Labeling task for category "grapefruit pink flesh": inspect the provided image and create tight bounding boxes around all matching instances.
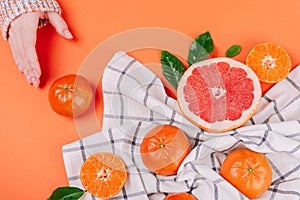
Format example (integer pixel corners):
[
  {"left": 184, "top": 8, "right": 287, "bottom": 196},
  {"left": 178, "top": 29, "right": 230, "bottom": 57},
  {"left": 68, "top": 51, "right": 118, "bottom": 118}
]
[{"left": 177, "top": 58, "right": 261, "bottom": 133}]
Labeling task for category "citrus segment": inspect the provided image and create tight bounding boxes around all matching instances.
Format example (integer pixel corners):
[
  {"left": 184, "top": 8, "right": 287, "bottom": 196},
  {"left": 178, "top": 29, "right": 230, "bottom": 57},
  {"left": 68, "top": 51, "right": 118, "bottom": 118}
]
[
  {"left": 177, "top": 58, "right": 261, "bottom": 133},
  {"left": 165, "top": 192, "right": 197, "bottom": 200},
  {"left": 80, "top": 152, "right": 127, "bottom": 199},
  {"left": 220, "top": 148, "right": 272, "bottom": 199},
  {"left": 246, "top": 43, "right": 291, "bottom": 83}
]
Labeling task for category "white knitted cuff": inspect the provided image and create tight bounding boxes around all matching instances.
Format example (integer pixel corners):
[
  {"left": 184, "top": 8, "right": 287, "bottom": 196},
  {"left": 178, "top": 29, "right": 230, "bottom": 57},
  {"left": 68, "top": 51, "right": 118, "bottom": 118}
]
[{"left": 0, "top": 0, "right": 61, "bottom": 40}]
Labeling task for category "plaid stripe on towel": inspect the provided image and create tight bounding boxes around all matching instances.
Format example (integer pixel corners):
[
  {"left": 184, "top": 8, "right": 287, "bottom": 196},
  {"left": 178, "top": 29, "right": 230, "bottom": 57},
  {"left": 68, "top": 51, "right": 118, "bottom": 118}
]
[{"left": 62, "top": 51, "right": 300, "bottom": 200}]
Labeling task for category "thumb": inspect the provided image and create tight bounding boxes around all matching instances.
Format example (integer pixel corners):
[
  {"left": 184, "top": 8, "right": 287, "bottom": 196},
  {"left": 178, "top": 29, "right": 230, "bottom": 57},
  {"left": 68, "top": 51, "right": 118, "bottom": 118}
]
[{"left": 47, "top": 12, "right": 73, "bottom": 39}]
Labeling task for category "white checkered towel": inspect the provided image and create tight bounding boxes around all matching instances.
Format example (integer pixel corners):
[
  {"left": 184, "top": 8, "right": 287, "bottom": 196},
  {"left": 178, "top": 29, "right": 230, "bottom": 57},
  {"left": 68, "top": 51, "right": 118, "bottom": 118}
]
[{"left": 62, "top": 51, "right": 300, "bottom": 200}]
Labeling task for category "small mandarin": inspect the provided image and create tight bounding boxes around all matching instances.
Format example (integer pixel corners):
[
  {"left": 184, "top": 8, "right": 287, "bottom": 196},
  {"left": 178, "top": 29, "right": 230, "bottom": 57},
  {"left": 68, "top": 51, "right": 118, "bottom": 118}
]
[
  {"left": 48, "top": 74, "right": 93, "bottom": 117},
  {"left": 140, "top": 124, "right": 191, "bottom": 176},
  {"left": 220, "top": 148, "right": 272, "bottom": 199},
  {"left": 165, "top": 192, "right": 197, "bottom": 200}
]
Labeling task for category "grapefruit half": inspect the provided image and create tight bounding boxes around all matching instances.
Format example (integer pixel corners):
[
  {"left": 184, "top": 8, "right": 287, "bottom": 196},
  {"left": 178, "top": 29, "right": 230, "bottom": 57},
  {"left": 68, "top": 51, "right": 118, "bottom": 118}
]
[{"left": 177, "top": 58, "right": 261, "bottom": 133}]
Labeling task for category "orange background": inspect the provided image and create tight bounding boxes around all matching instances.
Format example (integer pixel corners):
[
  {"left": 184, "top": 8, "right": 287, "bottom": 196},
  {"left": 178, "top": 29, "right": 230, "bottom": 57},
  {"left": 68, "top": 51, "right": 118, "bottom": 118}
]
[{"left": 1, "top": 0, "right": 300, "bottom": 199}]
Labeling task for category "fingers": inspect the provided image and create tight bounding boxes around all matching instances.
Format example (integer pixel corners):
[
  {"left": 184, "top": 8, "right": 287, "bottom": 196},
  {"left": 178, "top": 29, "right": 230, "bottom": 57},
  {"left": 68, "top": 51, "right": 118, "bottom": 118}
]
[
  {"left": 8, "top": 12, "right": 73, "bottom": 88},
  {"left": 22, "top": 44, "right": 41, "bottom": 87},
  {"left": 8, "top": 35, "right": 22, "bottom": 72},
  {"left": 47, "top": 12, "right": 73, "bottom": 39},
  {"left": 9, "top": 12, "right": 41, "bottom": 87}
]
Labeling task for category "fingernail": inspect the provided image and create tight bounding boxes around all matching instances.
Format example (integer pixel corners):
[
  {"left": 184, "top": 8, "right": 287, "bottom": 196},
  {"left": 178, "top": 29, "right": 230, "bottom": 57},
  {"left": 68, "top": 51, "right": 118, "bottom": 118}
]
[
  {"left": 31, "top": 77, "right": 39, "bottom": 88},
  {"left": 64, "top": 29, "right": 73, "bottom": 39}
]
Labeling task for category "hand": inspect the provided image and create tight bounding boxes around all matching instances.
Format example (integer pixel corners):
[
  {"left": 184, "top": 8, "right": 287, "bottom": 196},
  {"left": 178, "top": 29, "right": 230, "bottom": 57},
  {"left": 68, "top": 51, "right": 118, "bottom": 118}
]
[{"left": 8, "top": 11, "right": 73, "bottom": 87}]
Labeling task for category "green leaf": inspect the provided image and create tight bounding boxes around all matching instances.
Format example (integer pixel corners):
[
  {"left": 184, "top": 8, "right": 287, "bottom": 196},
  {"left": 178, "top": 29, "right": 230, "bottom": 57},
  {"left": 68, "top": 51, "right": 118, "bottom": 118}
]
[
  {"left": 48, "top": 186, "right": 85, "bottom": 200},
  {"left": 161, "top": 50, "right": 185, "bottom": 90},
  {"left": 188, "top": 31, "right": 214, "bottom": 66},
  {"left": 226, "top": 44, "right": 242, "bottom": 57}
]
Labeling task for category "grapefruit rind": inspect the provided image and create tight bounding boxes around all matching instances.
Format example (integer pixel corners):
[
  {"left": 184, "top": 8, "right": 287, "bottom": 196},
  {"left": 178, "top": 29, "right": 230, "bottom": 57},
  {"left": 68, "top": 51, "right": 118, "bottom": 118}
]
[{"left": 177, "top": 58, "right": 261, "bottom": 133}]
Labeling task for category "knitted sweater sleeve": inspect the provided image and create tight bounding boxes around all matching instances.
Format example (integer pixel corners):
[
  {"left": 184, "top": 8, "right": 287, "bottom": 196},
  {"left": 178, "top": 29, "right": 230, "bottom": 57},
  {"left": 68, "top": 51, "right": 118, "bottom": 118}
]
[{"left": 0, "top": 0, "right": 61, "bottom": 40}]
